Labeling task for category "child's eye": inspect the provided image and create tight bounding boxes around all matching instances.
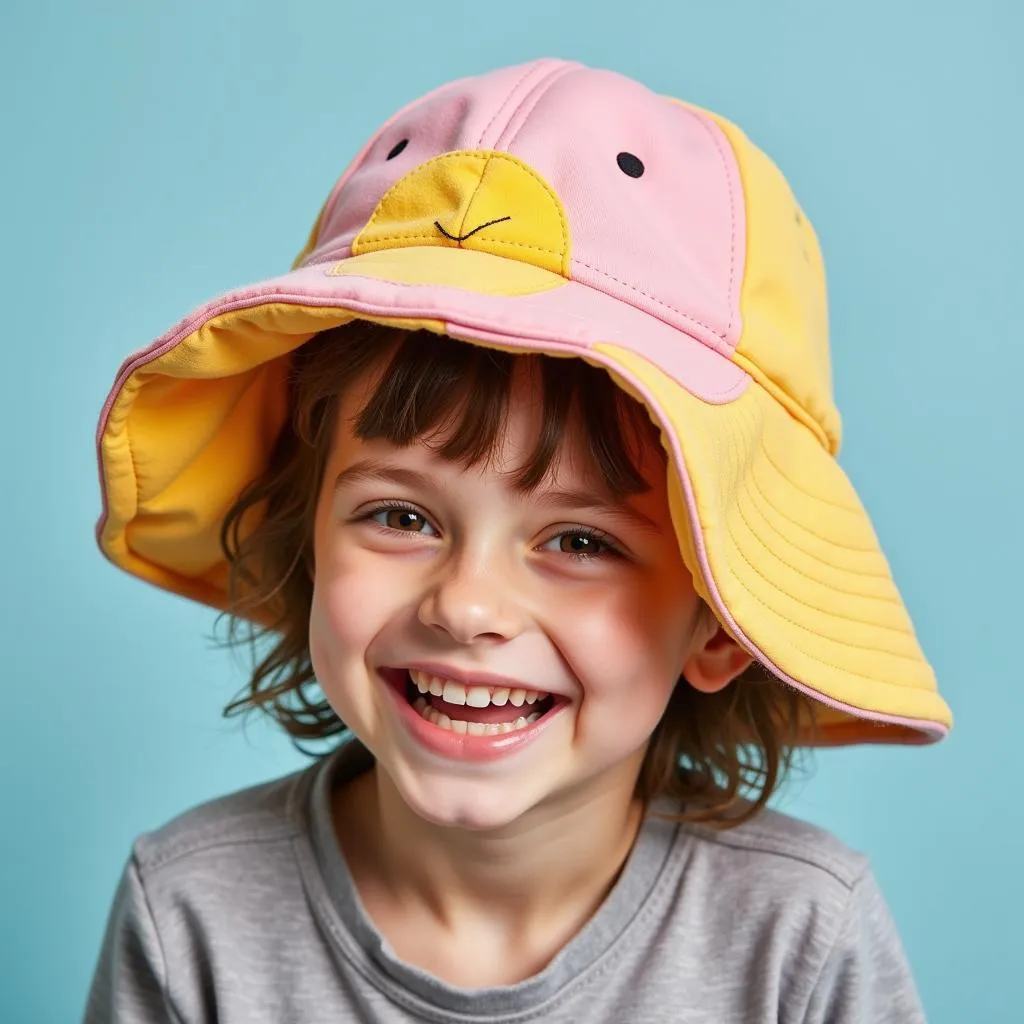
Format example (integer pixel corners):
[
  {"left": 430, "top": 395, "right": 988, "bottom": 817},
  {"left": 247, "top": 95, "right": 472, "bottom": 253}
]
[
  {"left": 541, "top": 528, "right": 621, "bottom": 561},
  {"left": 363, "top": 503, "right": 438, "bottom": 536}
]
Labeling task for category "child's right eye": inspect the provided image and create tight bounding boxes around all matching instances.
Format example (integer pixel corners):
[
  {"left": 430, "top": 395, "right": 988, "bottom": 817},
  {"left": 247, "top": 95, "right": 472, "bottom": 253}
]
[{"left": 363, "top": 502, "right": 438, "bottom": 535}]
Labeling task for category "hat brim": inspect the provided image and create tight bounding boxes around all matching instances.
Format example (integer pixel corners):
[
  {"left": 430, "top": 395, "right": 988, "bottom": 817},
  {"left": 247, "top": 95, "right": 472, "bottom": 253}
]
[{"left": 96, "top": 246, "right": 952, "bottom": 744}]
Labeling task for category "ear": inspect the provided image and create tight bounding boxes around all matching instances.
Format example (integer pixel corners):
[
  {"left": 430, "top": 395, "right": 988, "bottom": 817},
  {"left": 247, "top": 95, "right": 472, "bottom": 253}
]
[{"left": 682, "top": 625, "right": 754, "bottom": 695}]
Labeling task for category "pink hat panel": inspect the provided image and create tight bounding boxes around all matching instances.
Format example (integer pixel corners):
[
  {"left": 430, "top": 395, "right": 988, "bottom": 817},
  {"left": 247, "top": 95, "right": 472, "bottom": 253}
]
[
  {"left": 305, "top": 60, "right": 576, "bottom": 266},
  {"left": 501, "top": 68, "right": 745, "bottom": 356},
  {"left": 301, "top": 59, "right": 746, "bottom": 367}
]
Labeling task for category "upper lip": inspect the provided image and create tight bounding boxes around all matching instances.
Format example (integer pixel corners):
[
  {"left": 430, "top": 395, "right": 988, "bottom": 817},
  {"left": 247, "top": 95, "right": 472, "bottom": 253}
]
[{"left": 397, "top": 662, "right": 570, "bottom": 699}]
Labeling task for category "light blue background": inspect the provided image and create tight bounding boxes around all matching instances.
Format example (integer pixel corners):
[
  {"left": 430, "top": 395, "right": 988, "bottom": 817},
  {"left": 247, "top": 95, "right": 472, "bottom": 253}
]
[{"left": 2, "top": 1, "right": 1020, "bottom": 1020}]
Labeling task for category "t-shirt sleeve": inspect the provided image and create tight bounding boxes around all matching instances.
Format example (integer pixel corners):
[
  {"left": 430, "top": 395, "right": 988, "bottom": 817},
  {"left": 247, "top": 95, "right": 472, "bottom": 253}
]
[
  {"left": 801, "top": 867, "right": 927, "bottom": 1023},
  {"left": 83, "top": 854, "right": 181, "bottom": 1024}
]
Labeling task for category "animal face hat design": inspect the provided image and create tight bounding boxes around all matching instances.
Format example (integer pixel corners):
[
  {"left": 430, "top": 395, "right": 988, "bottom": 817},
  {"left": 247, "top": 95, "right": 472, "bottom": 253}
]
[{"left": 95, "top": 59, "right": 952, "bottom": 744}]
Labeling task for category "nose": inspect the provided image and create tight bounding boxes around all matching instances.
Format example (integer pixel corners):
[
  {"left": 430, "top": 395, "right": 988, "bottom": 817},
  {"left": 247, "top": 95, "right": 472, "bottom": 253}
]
[{"left": 418, "top": 554, "right": 525, "bottom": 645}]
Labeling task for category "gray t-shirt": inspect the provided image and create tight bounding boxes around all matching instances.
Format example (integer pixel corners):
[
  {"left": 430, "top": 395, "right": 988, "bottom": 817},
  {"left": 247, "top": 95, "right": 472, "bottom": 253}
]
[{"left": 84, "top": 742, "right": 926, "bottom": 1023}]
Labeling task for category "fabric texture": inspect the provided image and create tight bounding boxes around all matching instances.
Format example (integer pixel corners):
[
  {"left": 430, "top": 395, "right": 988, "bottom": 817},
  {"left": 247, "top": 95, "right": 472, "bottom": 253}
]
[
  {"left": 93, "top": 58, "right": 953, "bottom": 742},
  {"left": 84, "top": 743, "right": 927, "bottom": 1023}
]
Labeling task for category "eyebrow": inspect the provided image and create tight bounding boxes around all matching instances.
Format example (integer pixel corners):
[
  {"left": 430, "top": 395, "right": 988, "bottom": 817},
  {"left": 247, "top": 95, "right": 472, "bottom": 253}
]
[
  {"left": 527, "top": 487, "right": 660, "bottom": 534},
  {"left": 333, "top": 459, "right": 440, "bottom": 494},
  {"left": 334, "top": 458, "right": 660, "bottom": 534}
]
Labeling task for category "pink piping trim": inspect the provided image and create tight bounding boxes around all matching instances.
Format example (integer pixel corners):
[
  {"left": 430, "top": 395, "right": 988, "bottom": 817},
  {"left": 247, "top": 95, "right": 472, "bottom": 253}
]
[{"left": 95, "top": 296, "right": 948, "bottom": 743}]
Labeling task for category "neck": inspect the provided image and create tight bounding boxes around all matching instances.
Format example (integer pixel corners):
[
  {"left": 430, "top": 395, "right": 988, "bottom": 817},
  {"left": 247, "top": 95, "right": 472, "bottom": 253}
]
[{"left": 334, "top": 755, "right": 646, "bottom": 938}]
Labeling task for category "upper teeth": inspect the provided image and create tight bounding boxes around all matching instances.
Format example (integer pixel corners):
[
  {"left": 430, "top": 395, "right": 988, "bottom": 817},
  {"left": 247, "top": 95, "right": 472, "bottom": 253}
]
[{"left": 409, "top": 669, "right": 548, "bottom": 708}]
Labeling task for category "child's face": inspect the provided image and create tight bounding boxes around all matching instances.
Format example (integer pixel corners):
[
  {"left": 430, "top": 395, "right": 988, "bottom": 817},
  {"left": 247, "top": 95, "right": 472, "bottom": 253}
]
[{"left": 309, "top": 354, "right": 711, "bottom": 831}]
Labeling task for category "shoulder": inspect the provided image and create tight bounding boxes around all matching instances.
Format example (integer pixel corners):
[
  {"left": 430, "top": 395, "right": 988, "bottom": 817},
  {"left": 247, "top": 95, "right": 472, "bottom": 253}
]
[
  {"left": 88, "top": 758, "right": 339, "bottom": 1022},
  {"left": 130, "top": 760, "right": 317, "bottom": 879},
  {"left": 665, "top": 804, "right": 875, "bottom": 945},
  {"left": 682, "top": 805, "right": 870, "bottom": 893},
  {"left": 656, "top": 810, "right": 924, "bottom": 1020}
]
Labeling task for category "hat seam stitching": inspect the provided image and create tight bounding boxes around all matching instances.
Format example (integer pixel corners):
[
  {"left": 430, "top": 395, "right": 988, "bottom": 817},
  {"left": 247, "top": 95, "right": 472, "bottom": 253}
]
[
  {"left": 745, "top": 466, "right": 886, "bottom": 562},
  {"left": 731, "top": 350, "right": 833, "bottom": 453},
  {"left": 677, "top": 402, "right": 925, "bottom": 677},
  {"left": 724, "top": 527, "right": 918, "bottom": 647},
  {"left": 742, "top": 620, "right": 937, "bottom": 716},
  {"left": 758, "top": 439, "right": 862, "bottom": 513},
  {"left": 679, "top": 104, "right": 739, "bottom": 335},
  {"left": 747, "top": 443, "right": 875, "bottom": 549},
  {"left": 121, "top": 387, "right": 142, "bottom": 512},
  {"left": 732, "top": 494, "right": 903, "bottom": 606},
  {"left": 498, "top": 63, "right": 580, "bottom": 151},
  {"left": 350, "top": 233, "right": 561, "bottom": 258},
  {"left": 570, "top": 257, "right": 729, "bottom": 349},
  {"left": 736, "top": 398, "right": 887, "bottom": 559},
  {"left": 105, "top": 289, "right": 746, "bottom": 405},
  {"left": 355, "top": 152, "right": 486, "bottom": 247},
  {"left": 316, "top": 72, "right": 484, "bottom": 245},
  {"left": 276, "top": 286, "right": 748, "bottom": 402},
  {"left": 475, "top": 62, "right": 548, "bottom": 149},
  {"left": 355, "top": 151, "right": 570, "bottom": 269}
]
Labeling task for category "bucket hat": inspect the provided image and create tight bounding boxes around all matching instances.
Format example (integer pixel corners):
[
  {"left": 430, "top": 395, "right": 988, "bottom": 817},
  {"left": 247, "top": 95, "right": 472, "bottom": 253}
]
[{"left": 95, "top": 58, "right": 953, "bottom": 745}]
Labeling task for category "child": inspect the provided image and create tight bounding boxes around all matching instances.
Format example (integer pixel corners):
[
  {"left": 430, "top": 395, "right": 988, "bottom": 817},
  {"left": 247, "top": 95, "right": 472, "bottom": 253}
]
[{"left": 86, "top": 58, "right": 952, "bottom": 1022}]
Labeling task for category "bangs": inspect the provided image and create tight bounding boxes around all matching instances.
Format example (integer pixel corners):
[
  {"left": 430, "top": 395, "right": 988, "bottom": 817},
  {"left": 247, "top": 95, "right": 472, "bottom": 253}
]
[{"left": 349, "top": 328, "right": 662, "bottom": 496}]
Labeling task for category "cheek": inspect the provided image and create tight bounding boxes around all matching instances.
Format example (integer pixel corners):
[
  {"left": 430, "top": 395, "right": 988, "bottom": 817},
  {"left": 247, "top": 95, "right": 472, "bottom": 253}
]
[
  {"left": 311, "top": 569, "right": 377, "bottom": 656},
  {"left": 307, "top": 546, "right": 409, "bottom": 703},
  {"left": 570, "top": 568, "right": 694, "bottom": 672},
  {"left": 313, "top": 504, "right": 400, "bottom": 640},
  {"left": 553, "top": 571, "right": 695, "bottom": 740}
]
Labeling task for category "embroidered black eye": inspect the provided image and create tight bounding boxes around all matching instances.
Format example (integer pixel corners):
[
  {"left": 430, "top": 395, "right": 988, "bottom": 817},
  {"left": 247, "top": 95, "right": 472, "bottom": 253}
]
[
  {"left": 616, "top": 152, "right": 644, "bottom": 178},
  {"left": 386, "top": 139, "right": 409, "bottom": 160}
]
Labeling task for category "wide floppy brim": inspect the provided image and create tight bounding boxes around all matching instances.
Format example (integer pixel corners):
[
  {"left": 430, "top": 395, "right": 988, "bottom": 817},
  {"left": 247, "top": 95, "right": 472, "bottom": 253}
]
[{"left": 96, "top": 246, "right": 952, "bottom": 745}]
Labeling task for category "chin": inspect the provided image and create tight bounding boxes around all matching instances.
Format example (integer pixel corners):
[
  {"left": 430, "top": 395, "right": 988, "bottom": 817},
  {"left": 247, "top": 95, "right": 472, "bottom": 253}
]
[{"left": 396, "top": 771, "right": 540, "bottom": 833}]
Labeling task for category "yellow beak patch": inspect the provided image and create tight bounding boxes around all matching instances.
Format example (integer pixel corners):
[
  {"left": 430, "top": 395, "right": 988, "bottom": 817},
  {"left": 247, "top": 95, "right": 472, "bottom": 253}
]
[{"left": 351, "top": 150, "right": 572, "bottom": 278}]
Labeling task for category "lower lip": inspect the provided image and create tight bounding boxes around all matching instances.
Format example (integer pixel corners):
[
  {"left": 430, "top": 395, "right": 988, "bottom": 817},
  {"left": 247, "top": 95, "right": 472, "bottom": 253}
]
[{"left": 382, "top": 671, "right": 568, "bottom": 763}]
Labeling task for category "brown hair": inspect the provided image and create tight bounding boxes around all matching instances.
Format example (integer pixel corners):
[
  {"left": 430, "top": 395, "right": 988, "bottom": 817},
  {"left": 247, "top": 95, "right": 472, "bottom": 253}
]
[{"left": 221, "top": 321, "right": 813, "bottom": 826}]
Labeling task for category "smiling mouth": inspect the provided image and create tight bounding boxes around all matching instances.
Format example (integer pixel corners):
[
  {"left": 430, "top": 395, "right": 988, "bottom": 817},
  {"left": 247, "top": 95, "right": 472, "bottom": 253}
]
[{"left": 399, "top": 669, "right": 557, "bottom": 736}]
